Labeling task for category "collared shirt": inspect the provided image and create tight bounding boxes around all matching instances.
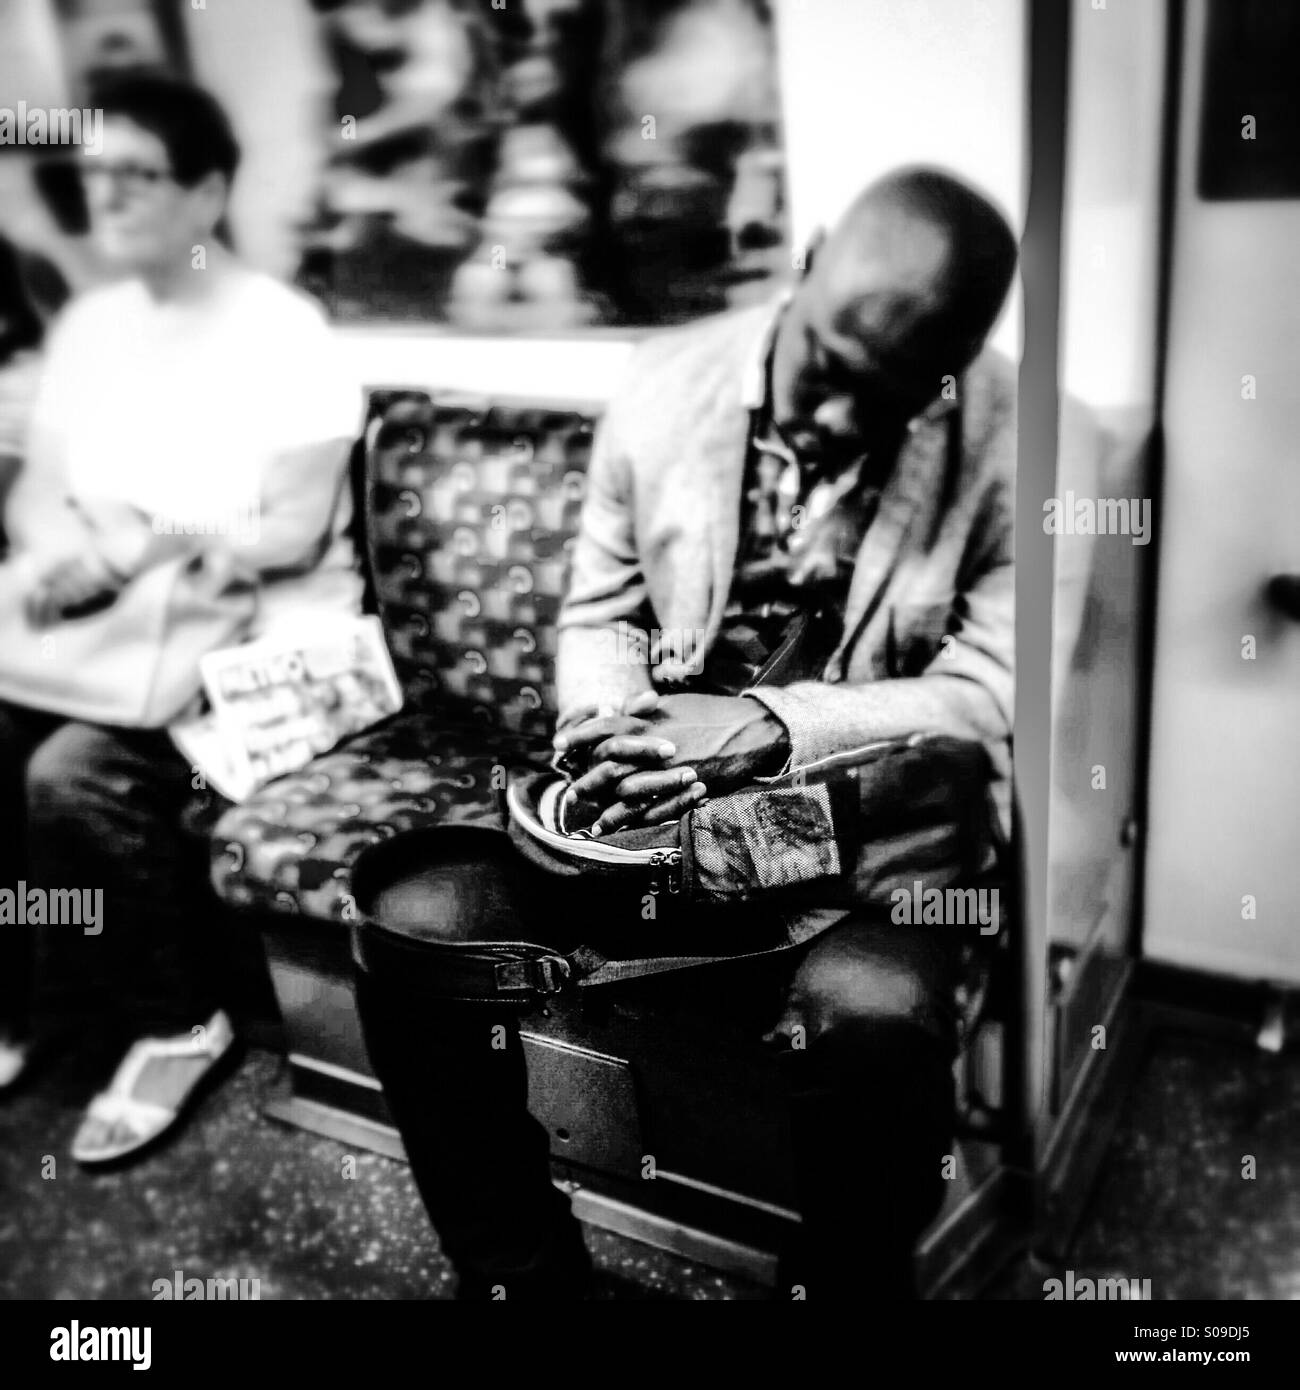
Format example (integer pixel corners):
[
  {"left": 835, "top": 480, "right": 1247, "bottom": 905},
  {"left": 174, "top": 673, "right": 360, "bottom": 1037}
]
[{"left": 691, "top": 298, "right": 890, "bottom": 695}]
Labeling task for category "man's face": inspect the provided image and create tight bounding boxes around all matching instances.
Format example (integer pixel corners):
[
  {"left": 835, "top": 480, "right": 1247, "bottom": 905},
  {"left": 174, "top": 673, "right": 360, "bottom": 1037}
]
[
  {"left": 83, "top": 117, "right": 224, "bottom": 273},
  {"left": 770, "top": 211, "right": 964, "bottom": 473}
]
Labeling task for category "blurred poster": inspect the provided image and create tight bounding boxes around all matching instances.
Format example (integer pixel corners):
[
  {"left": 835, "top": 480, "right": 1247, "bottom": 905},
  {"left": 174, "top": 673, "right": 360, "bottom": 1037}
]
[
  {"left": 54, "top": 0, "right": 191, "bottom": 103},
  {"left": 21, "top": 0, "right": 191, "bottom": 242},
  {"left": 293, "top": 0, "right": 790, "bottom": 330}
]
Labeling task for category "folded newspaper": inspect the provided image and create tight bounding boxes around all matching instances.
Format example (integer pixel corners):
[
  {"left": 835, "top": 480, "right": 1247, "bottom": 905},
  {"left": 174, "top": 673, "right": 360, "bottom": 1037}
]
[{"left": 171, "top": 615, "right": 404, "bottom": 802}]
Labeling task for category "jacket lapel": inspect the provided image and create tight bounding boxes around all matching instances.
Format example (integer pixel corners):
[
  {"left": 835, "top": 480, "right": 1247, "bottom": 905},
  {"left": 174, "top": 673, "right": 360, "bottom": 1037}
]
[
  {"left": 702, "top": 393, "right": 751, "bottom": 639},
  {"left": 832, "top": 412, "right": 952, "bottom": 668},
  {"left": 671, "top": 302, "right": 959, "bottom": 669}
]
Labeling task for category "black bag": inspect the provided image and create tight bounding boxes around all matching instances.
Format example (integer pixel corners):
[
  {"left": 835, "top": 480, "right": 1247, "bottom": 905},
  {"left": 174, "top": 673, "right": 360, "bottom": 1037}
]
[
  {"left": 508, "top": 730, "right": 1001, "bottom": 911},
  {"left": 350, "top": 731, "right": 1006, "bottom": 1006}
]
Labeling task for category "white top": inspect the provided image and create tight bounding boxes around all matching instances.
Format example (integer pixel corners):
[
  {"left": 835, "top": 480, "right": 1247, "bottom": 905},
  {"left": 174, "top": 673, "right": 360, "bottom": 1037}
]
[{"left": 17, "top": 265, "right": 364, "bottom": 637}]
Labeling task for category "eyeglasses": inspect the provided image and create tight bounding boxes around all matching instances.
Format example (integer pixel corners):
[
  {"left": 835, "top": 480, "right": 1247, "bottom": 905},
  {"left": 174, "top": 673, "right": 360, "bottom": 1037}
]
[{"left": 80, "top": 161, "right": 176, "bottom": 193}]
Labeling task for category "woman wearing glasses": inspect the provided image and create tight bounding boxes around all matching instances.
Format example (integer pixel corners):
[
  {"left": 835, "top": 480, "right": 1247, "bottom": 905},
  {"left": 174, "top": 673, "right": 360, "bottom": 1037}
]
[{"left": 0, "top": 76, "right": 362, "bottom": 1163}]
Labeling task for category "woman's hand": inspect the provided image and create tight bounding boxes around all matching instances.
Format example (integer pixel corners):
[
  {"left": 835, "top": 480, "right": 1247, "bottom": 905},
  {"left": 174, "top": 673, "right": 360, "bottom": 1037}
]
[
  {"left": 23, "top": 549, "right": 126, "bottom": 628},
  {"left": 0, "top": 351, "right": 42, "bottom": 458}
]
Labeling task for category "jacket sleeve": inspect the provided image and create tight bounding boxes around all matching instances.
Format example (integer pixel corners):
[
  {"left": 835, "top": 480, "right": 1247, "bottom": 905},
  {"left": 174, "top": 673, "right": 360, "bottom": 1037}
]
[{"left": 555, "top": 377, "right": 656, "bottom": 727}]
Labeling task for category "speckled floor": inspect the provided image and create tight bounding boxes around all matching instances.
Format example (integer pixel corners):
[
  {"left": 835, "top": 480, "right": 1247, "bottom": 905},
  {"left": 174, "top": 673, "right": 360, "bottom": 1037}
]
[
  {"left": 0, "top": 1027, "right": 1295, "bottom": 1301},
  {"left": 985, "top": 1028, "right": 1300, "bottom": 1302},
  {"left": 0, "top": 1044, "right": 763, "bottom": 1301}
]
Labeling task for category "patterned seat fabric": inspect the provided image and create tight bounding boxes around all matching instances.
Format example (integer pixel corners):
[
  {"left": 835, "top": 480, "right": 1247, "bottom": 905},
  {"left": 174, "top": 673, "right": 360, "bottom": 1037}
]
[{"left": 210, "top": 393, "right": 599, "bottom": 918}]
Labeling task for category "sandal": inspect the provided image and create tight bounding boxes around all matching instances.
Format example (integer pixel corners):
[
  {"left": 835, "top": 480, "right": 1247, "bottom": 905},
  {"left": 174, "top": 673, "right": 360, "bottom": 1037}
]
[
  {"left": 0, "top": 1036, "right": 31, "bottom": 1091},
  {"left": 71, "top": 1010, "right": 236, "bottom": 1165}
]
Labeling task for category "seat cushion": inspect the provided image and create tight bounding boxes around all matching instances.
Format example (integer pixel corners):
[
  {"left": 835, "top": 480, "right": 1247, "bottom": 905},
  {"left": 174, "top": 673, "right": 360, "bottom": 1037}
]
[{"left": 210, "top": 711, "right": 553, "bottom": 920}]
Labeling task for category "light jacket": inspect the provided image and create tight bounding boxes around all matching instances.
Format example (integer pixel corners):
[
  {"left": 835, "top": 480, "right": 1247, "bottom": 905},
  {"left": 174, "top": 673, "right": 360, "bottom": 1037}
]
[{"left": 557, "top": 301, "right": 1018, "bottom": 838}]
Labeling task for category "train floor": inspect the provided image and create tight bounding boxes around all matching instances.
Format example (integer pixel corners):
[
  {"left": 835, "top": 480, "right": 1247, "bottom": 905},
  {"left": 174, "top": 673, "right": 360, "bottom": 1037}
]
[{"left": 1, "top": 1026, "right": 1296, "bottom": 1301}]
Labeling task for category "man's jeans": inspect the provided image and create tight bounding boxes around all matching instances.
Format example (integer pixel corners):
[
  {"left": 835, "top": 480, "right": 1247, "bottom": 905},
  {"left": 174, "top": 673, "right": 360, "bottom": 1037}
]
[
  {"left": 0, "top": 699, "right": 227, "bottom": 1061},
  {"left": 353, "top": 832, "right": 964, "bottom": 1301}
]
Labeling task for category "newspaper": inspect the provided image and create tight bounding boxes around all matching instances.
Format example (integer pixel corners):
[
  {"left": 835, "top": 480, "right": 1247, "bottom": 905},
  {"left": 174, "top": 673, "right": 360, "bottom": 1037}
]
[{"left": 171, "top": 616, "right": 403, "bottom": 802}]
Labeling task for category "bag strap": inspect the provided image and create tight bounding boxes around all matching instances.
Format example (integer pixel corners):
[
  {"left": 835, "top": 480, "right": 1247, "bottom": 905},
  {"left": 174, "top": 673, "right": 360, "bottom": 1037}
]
[
  {"left": 574, "top": 937, "right": 804, "bottom": 989},
  {"left": 352, "top": 922, "right": 807, "bottom": 1006}
]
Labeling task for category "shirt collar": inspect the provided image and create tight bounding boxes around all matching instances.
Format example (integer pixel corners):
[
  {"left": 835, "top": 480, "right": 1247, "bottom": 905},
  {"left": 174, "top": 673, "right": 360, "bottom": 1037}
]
[{"left": 740, "top": 289, "right": 791, "bottom": 414}]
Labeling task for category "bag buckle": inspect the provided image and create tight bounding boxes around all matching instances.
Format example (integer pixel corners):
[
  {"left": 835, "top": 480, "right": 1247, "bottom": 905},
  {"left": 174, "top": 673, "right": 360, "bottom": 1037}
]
[
  {"left": 534, "top": 953, "right": 573, "bottom": 994},
  {"left": 494, "top": 951, "right": 573, "bottom": 998}
]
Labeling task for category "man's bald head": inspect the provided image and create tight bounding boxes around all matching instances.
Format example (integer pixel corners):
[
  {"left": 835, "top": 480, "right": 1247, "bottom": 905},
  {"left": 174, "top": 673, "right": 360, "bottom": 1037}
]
[
  {"left": 819, "top": 168, "right": 1017, "bottom": 362},
  {"left": 770, "top": 167, "right": 1017, "bottom": 471}
]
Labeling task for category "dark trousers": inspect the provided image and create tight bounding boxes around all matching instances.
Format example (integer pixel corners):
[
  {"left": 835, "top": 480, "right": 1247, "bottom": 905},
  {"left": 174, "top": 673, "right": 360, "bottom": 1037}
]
[
  {"left": 0, "top": 699, "right": 228, "bottom": 1057},
  {"left": 353, "top": 834, "right": 963, "bottom": 1301}
]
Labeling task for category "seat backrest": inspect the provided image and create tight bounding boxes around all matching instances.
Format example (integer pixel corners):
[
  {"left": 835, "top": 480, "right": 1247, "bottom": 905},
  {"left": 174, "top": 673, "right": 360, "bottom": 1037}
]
[{"left": 364, "top": 390, "right": 602, "bottom": 740}]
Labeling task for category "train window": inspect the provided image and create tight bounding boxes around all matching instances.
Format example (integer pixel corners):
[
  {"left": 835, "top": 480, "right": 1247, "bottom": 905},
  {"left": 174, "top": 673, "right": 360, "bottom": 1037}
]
[{"left": 1198, "top": 0, "right": 1300, "bottom": 200}]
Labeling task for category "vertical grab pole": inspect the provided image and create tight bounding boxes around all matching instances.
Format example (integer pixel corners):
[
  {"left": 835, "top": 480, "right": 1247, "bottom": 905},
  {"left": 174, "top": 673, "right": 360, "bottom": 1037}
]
[{"left": 1009, "top": 0, "right": 1071, "bottom": 1183}]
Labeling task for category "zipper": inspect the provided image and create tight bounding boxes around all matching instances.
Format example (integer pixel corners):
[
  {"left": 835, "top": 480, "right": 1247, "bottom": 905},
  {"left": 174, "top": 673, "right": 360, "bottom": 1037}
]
[
  {"left": 779, "top": 731, "right": 936, "bottom": 782},
  {"left": 509, "top": 779, "right": 673, "bottom": 865},
  {"left": 511, "top": 781, "right": 686, "bottom": 896},
  {"left": 648, "top": 849, "right": 683, "bottom": 895}
]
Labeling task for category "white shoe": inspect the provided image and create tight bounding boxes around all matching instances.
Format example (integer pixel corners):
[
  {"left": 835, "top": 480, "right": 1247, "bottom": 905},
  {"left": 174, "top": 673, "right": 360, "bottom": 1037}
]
[
  {"left": 0, "top": 1037, "right": 31, "bottom": 1090},
  {"left": 71, "top": 1010, "right": 236, "bottom": 1165}
]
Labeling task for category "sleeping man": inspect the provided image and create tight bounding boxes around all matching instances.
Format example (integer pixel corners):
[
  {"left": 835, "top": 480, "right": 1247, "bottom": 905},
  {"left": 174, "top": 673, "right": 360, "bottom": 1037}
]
[{"left": 355, "top": 167, "right": 1019, "bottom": 1300}]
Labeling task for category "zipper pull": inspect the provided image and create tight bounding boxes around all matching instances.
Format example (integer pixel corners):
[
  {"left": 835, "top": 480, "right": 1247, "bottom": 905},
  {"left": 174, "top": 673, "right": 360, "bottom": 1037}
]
[
  {"left": 666, "top": 849, "right": 682, "bottom": 894},
  {"left": 648, "top": 850, "right": 663, "bottom": 896}
]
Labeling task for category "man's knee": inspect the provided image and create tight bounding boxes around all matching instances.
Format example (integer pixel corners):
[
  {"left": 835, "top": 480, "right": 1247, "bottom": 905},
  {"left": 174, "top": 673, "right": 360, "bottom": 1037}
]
[
  {"left": 25, "top": 724, "right": 128, "bottom": 823},
  {"left": 367, "top": 864, "right": 494, "bottom": 944},
  {"left": 767, "top": 918, "right": 960, "bottom": 1054},
  {"left": 26, "top": 723, "right": 185, "bottom": 828},
  {"left": 361, "top": 836, "right": 541, "bottom": 947}
]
